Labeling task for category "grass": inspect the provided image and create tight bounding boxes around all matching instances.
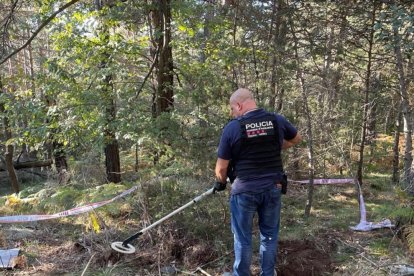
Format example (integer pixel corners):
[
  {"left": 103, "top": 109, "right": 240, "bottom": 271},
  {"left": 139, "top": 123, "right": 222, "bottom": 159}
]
[
  {"left": 279, "top": 176, "right": 412, "bottom": 275},
  {"left": 0, "top": 168, "right": 412, "bottom": 275},
  {"left": 369, "top": 237, "right": 392, "bottom": 255},
  {"left": 281, "top": 185, "right": 361, "bottom": 235}
]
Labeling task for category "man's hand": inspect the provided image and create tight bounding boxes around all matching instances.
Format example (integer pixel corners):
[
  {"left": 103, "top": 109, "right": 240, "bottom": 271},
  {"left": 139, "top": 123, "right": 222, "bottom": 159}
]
[{"left": 213, "top": 181, "right": 227, "bottom": 193}]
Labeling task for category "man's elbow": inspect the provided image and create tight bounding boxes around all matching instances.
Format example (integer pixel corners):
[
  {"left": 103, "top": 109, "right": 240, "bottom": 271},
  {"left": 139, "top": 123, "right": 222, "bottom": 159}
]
[
  {"left": 283, "top": 133, "right": 302, "bottom": 149},
  {"left": 292, "top": 133, "right": 302, "bottom": 145}
]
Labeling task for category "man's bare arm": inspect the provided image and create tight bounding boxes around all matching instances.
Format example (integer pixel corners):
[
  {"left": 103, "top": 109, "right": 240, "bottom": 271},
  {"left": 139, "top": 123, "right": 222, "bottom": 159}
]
[
  {"left": 215, "top": 158, "right": 230, "bottom": 183},
  {"left": 282, "top": 133, "right": 302, "bottom": 150}
]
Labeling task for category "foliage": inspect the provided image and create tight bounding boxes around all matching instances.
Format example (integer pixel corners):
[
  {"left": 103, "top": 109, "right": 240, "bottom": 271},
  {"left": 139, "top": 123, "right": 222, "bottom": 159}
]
[
  {"left": 407, "top": 225, "right": 414, "bottom": 252},
  {"left": 38, "top": 186, "right": 83, "bottom": 211},
  {"left": 390, "top": 206, "right": 414, "bottom": 225},
  {"left": 1, "top": 0, "right": 412, "bottom": 185},
  {"left": 0, "top": 1, "right": 414, "bottom": 273}
]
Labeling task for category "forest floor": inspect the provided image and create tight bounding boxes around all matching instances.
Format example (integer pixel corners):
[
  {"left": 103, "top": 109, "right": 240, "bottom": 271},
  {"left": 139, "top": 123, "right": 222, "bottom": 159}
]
[{"left": 0, "top": 171, "right": 413, "bottom": 275}]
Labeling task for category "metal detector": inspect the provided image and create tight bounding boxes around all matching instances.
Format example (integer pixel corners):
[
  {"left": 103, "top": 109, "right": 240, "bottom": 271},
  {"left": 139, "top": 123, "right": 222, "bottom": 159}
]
[{"left": 111, "top": 187, "right": 215, "bottom": 254}]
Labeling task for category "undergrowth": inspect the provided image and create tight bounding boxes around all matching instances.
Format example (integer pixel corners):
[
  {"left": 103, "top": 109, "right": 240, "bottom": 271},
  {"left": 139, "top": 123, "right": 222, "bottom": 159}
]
[{"left": 0, "top": 162, "right": 413, "bottom": 275}]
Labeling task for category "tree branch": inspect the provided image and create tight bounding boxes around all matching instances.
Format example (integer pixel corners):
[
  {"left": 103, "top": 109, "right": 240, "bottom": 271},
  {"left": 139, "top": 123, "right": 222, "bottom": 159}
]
[
  {"left": 1, "top": 0, "right": 19, "bottom": 30},
  {"left": 0, "top": 0, "right": 82, "bottom": 66},
  {"left": 1, "top": 0, "right": 19, "bottom": 55},
  {"left": 133, "top": 47, "right": 159, "bottom": 100}
]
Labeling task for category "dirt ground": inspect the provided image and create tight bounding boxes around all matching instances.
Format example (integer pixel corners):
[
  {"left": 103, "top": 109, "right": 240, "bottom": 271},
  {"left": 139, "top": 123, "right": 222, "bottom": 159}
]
[
  {"left": 0, "top": 222, "right": 339, "bottom": 275},
  {"left": 0, "top": 180, "right": 411, "bottom": 275},
  {"left": 276, "top": 239, "right": 334, "bottom": 276}
]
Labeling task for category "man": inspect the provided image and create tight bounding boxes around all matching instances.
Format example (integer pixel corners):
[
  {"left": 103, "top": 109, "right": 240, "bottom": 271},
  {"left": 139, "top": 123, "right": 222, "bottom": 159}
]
[{"left": 213, "top": 88, "right": 301, "bottom": 276}]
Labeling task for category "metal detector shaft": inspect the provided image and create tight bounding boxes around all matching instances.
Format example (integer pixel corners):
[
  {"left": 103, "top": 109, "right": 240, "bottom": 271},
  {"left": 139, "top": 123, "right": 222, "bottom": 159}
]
[{"left": 122, "top": 187, "right": 215, "bottom": 247}]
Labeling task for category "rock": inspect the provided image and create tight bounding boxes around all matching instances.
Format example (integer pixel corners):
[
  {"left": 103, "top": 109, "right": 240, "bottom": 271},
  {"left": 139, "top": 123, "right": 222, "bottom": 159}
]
[{"left": 160, "top": 265, "right": 176, "bottom": 274}]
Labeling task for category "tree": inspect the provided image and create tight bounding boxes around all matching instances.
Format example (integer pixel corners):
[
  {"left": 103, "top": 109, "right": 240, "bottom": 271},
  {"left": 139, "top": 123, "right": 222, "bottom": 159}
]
[
  {"left": 357, "top": 2, "right": 378, "bottom": 186},
  {"left": 150, "top": 0, "right": 174, "bottom": 116},
  {"left": 95, "top": 0, "right": 121, "bottom": 183},
  {"left": 375, "top": 3, "right": 414, "bottom": 193},
  {"left": 0, "top": 76, "right": 19, "bottom": 193},
  {"left": 289, "top": 6, "right": 315, "bottom": 219}
]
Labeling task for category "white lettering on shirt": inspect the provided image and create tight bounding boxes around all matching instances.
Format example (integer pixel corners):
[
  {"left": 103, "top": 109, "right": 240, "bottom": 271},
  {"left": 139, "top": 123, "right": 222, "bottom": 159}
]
[{"left": 245, "top": 121, "right": 273, "bottom": 130}]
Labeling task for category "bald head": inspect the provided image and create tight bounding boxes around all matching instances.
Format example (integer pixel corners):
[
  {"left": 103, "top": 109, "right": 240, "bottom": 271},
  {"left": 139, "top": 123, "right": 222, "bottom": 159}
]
[
  {"left": 229, "top": 88, "right": 257, "bottom": 118},
  {"left": 230, "top": 88, "right": 254, "bottom": 105}
]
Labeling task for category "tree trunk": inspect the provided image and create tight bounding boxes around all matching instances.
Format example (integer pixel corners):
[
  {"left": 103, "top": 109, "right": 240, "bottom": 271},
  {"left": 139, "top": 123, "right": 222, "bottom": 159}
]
[
  {"left": 0, "top": 76, "right": 20, "bottom": 193},
  {"left": 268, "top": 0, "right": 287, "bottom": 112},
  {"left": 13, "top": 159, "right": 52, "bottom": 170},
  {"left": 319, "top": 25, "right": 335, "bottom": 177},
  {"left": 290, "top": 18, "right": 315, "bottom": 219},
  {"left": 52, "top": 142, "right": 68, "bottom": 173},
  {"left": 392, "top": 105, "right": 402, "bottom": 185},
  {"left": 97, "top": 0, "right": 121, "bottom": 183},
  {"left": 298, "top": 70, "right": 315, "bottom": 219},
  {"left": 45, "top": 96, "right": 69, "bottom": 181},
  {"left": 367, "top": 75, "right": 380, "bottom": 158},
  {"left": 357, "top": 3, "right": 377, "bottom": 185},
  {"left": 148, "top": 0, "right": 174, "bottom": 165},
  {"left": 231, "top": 1, "right": 239, "bottom": 87},
  {"left": 102, "top": 54, "right": 121, "bottom": 184},
  {"left": 151, "top": 0, "right": 174, "bottom": 116},
  {"left": 105, "top": 136, "right": 121, "bottom": 183},
  {"left": 135, "top": 143, "right": 139, "bottom": 173},
  {"left": 394, "top": 29, "right": 413, "bottom": 192},
  {"left": 291, "top": 102, "right": 301, "bottom": 180},
  {"left": 198, "top": 4, "right": 214, "bottom": 170}
]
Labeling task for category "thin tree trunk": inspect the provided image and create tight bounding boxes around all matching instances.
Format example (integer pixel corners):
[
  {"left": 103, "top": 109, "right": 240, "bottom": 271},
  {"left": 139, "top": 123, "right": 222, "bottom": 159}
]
[
  {"left": 392, "top": 105, "right": 402, "bottom": 185},
  {"left": 292, "top": 102, "right": 301, "bottom": 180},
  {"left": 290, "top": 18, "right": 315, "bottom": 219},
  {"left": 319, "top": 25, "right": 335, "bottom": 177},
  {"left": 102, "top": 54, "right": 121, "bottom": 184},
  {"left": 0, "top": 76, "right": 19, "bottom": 193},
  {"left": 269, "top": 0, "right": 287, "bottom": 112},
  {"left": 27, "top": 28, "right": 36, "bottom": 94},
  {"left": 45, "top": 94, "right": 70, "bottom": 181},
  {"left": 357, "top": 3, "right": 377, "bottom": 185},
  {"left": 394, "top": 29, "right": 413, "bottom": 192},
  {"left": 135, "top": 143, "right": 139, "bottom": 173},
  {"left": 368, "top": 76, "right": 380, "bottom": 159},
  {"left": 198, "top": 4, "right": 214, "bottom": 170},
  {"left": 231, "top": 2, "right": 239, "bottom": 87},
  {"left": 298, "top": 72, "right": 315, "bottom": 219}
]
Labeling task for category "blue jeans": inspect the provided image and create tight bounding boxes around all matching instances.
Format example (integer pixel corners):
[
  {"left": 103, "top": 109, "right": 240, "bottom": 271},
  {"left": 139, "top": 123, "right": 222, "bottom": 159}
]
[{"left": 230, "top": 185, "right": 282, "bottom": 276}]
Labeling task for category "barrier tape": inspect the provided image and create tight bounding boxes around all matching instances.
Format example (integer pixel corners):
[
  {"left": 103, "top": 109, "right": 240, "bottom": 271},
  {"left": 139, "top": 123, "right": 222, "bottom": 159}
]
[
  {"left": 289, "top": 178, "right": 354, "bottom": 185},
  {"left": 289, "top": 178, "right": 394, "bottom": 231},
  {"left": 350, "top": 181, "right": 394, "bottom": 231},
  {"left": 0, "top": 186, "right": 137, "bottom": 224}
]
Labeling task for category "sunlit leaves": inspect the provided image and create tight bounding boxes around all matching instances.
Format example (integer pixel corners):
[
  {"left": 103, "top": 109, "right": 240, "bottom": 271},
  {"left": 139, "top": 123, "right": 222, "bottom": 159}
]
[{"left": 375, "top": 4, "right": 414, "bottom": 52}]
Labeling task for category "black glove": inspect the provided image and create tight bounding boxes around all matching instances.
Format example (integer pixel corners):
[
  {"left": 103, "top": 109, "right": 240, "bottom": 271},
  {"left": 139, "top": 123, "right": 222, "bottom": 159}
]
[{"left": 213, "top": 181, "right": 227, "bottom": 193}]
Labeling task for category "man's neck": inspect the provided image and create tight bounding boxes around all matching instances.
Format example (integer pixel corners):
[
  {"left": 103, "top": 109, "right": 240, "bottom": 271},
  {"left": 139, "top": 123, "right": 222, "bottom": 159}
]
[{"left": 243, "top": 107, "right": 259, "bottom": 116}]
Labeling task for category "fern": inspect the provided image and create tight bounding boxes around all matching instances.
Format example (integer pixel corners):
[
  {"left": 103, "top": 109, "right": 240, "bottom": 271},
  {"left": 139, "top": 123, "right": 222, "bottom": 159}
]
[
  {"left": 391, "top": 189, "right": 414, "bottom": 252},
  {"left": 407, "top": 225, "right": 414, "bottom": 252},
  {"left": 390, "top": 206, "right": 414, "bottom": 224},
  {"left": 38, "top": 187, "right": 82, "bottom": 212}
]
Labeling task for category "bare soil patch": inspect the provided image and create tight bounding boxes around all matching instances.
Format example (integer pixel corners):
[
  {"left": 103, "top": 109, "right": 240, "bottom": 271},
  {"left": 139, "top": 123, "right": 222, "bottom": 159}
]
[{"left": 277, "top": 239, "right": 334, "bottom": 276}]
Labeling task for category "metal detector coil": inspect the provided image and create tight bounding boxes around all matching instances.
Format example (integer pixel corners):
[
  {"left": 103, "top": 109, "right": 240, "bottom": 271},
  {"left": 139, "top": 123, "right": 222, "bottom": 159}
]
[
  {"left": 111, "top": 241, "right": 136, "bottom": 254},
  {"left": 111, "top": 187, "right": 215, "bottom": 254}
]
